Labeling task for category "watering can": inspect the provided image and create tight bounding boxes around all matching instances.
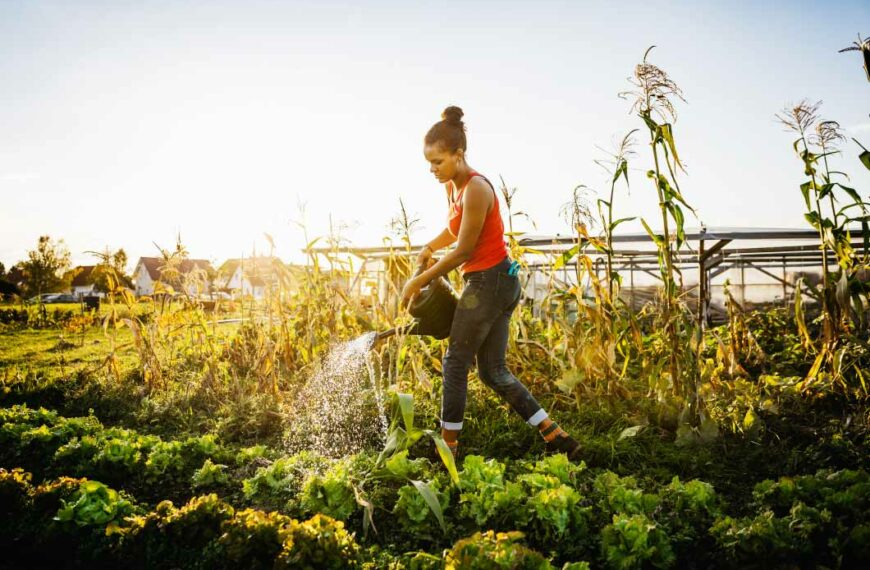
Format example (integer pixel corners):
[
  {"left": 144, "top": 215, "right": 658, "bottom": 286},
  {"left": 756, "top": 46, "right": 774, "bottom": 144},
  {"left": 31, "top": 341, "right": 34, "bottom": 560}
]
[{"left": 371, "top": 265, "right": 459, "bottom": 347}]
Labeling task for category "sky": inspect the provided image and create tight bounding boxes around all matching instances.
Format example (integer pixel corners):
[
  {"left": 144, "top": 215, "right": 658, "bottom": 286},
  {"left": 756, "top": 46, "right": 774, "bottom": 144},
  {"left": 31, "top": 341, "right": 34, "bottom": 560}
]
[{"left": 1, "top": 0, "right": 868, "bottom": 271}]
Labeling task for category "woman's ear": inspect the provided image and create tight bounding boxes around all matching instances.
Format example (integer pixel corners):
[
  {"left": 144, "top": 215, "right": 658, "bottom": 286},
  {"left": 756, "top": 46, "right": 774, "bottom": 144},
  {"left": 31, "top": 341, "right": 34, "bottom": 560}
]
[{"left": 455, "top": 149, "right": 465, "bottom": 164}]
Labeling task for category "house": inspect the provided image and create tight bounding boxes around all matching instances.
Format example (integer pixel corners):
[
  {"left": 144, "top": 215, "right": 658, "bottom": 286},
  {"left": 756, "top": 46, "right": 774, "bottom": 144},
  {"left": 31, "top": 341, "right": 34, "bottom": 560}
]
[
  {"left": 4, "top": 265, "right": 25, "bottom": 291},
  {"left": 68, "top": 265, "right": 99, "bottom": 298},
  {"left": 215, "top": 257, "right": 301, "bottom": 299},
  {"left": 133, "top": 257, "right": 215, "bottom": 297}
]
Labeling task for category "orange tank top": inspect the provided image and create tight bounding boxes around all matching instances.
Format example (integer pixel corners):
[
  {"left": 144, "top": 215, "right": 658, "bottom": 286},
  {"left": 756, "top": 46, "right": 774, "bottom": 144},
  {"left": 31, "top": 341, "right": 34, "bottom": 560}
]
[{"left": 447, "top": 171, "right": 509, "bottom": 273}]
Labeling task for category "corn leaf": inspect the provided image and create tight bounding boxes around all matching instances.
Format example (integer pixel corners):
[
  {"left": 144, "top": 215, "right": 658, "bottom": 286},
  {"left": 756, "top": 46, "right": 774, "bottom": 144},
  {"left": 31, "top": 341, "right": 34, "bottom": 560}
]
[
  {"left": 352, "top": 485, "right": 377, "bottom": 537},
  {"left": 794, "top": 278, "right": 812, "bottom": 348},
  {"left": 836, "top": 272, "right": 850, "bottom": 313},
  {"left": 554, "top": 244, "right": 580, "bottom": 270},
  {"left": 614, "top": 158, "right": 629, "bottom": 186},
  {"left": 428, "top": 432, "right": 459, "bottom": 484},
  {"left": 411, "top": 480, "right": 446, "bottom": 533},
  {"left": 618, "top": 425, "right": 645, "bottom": 440},
  {"left": 836, "top": 183, "right": 866, "bottom": 208},
  {"left": 799, "top": 182, "right": 813, "bottom": 211},
  {"left": 640, "top": 219, "right": 664, "bottom": 247},
  {"left": 609, "top": 217, "right": 636, "bottom": 233},
  {"left": 659, "top": 123, "right": 684, "bottom": 171},
  {"left": 397, "top": 392, "right": 414, "bottom": 433}
]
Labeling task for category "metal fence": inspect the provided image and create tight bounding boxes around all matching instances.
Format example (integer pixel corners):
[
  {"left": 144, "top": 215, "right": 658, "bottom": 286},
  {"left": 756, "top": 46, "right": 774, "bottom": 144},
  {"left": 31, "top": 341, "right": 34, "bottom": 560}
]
[{"left": 307, "top": 227, "right": 867, "bottom": 325}]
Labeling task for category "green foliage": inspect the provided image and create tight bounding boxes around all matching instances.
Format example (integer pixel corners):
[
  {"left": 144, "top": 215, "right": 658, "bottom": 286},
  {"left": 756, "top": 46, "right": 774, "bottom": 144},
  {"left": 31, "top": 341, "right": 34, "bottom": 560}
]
[
  {"left": 593, "top": 472, "right": 659, "bottom": 517},
  {"left": 20, "top": 235, "right": 72, "bottom": 298},
  {"left": 212, "top": 508, "right": 293, "bottom": 568},
  {"left": 527, "top": 453, "right": 586, "bottom": 485},
  {"left": 118, "top": 494, "right": 236, "bottom": 567},
  {"left": 274, "top": 514, "right": 362, "bottom": 569},
  {"left": 445, "top": 530, "right": 552, "bottom": 569},
  {"left": 299, "top": 459, "right": 358, "bottom": 521},
  {"left": 191, "top": 458, "right": 229, "bottom": 489},
  {"left": 0, "top": 467, "right": 33, "bottom": 517},
  {"left": 527, "top": 483, "right": 584, "bottom": 538},
  {"left": 711, "top": 508, "right": 818, "bottom": 566},
  {"left": 144, "top": 434, "right": 227, "bottom": 480},
  {"left": 725, "top": 469, "right": 870, "bottom": 566},
  {"left": 458, "top": 455, "right": 522, "bottom": 527},
  {"left": 711, "top": 469, "right": 870, "bottom": 567},
  {"left": 394, "top": 475, "right": 451, "bottom": 536},
  {"left": 385, "top": 449, "right": 430, "bottom": 480},
  {"left": 751, "top": 468, "right": 870, "bottom": 519},
  {"left": 242, "top": 451, "right": 329, "bottom": 511},
  {"left": 55, "top": 479, "right": 137, "bottom": 531},
  {"left": 601, "top": 513, "right": 675, "bottom": 570},
  {"left": 236, "top": 444, "right": 271, "bottom": 464}
]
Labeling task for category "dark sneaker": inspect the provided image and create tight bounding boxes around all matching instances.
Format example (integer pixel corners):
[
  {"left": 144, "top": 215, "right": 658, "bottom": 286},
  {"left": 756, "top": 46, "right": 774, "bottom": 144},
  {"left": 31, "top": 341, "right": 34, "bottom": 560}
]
[{"left": 545, "top": 434, "right": 582, "bottom": 460}]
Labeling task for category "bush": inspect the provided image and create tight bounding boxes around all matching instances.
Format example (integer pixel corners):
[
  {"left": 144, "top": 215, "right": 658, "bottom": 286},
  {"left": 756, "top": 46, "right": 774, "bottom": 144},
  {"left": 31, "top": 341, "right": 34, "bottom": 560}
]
[
  {"left": 600, "top": 513, "right": 674, "bottom": 570},
  {"left": 592, "top": 472, "right": 659, "bottom": 518},
  {"left": 394, "top": 475, "right": 451, "bottom": 537},
  {"left": 299, "top": 458, "right": 359, "bottom": 521},
  {"left": 55, "top": 479, "right": 138, "bottom": 531},
  {"left": 211, "top": 508, "right": 294, "bottom": 569},
  {"left": 444, "top": 530, "right": 552, "bottom": 569},
  {"left": 710, "top": 469, "right": 870, "bottom": 567},
  {"left": 191, "top": 458, "right": 230, "bottom": 489},
  {"left": 242, "top": 451, "right": 329, "bottom": 512},
  {"left": 274, "top": 514, "right": 362, "bottom": 569},
  {"left": 0, "top": 467, "right": 33, "bottom": 517},
  {"left": 458, "top": 455, "right": 523, "bottom": 527},
  {"left": 118, "top": 494, "right": 235, "bottom": 569}
]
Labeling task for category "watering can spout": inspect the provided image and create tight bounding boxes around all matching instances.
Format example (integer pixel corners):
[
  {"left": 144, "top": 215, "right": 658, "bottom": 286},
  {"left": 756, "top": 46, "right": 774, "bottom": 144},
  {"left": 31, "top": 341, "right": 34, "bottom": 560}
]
[
  {"left": 375, "top": 325, "right": 412, "bottom": 342},
  {"left": 366, "top": 324, "right": 414, "bottom": 351},
  {"left": 368, "top": 269, "right": 459, "bottom": 350}
]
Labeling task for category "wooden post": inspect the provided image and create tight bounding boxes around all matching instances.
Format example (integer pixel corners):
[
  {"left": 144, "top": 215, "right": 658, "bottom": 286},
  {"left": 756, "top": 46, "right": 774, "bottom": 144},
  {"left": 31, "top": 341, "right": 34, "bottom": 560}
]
[
  {"left": 782, "top": 256, "right": 788, "bottom": 307},
  {"left": 699, "top": 242, "right": 705, "bottom": 321}
]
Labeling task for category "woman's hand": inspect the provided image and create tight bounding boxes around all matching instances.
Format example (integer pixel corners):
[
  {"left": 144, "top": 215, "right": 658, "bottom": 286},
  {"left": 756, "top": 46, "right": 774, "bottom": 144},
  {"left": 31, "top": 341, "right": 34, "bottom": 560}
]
[
  {"left": 415, "top": 246, "right": 433, "bottom": 269},
  {"left": 400, "top": 275, "right": 425, "bottom": 308}
]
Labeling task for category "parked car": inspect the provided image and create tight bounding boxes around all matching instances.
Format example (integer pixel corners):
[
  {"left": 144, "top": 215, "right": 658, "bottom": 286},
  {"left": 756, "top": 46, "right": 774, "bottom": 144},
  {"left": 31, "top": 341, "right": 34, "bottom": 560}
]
[
  {"left": 26, "top": 293, "right": 60, "bottom": 304},
  {"left": 25, "top": 293, "right": 78, "bottom": 304}
]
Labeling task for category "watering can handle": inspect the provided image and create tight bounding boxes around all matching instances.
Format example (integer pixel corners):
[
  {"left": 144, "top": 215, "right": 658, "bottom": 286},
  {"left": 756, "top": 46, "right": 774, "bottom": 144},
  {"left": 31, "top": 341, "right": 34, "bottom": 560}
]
[{"left": 414, "top": 255, "right": 436, "bottom": 276}]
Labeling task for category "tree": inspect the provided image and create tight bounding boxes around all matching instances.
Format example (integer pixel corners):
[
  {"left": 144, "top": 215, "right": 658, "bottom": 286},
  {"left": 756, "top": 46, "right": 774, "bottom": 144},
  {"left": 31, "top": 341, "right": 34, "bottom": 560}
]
[
  {"left": 0, "top": 261, "right": 19, "bottom": 299},
  {"left": 90, "top": 247, "right": 133, "bottom": 293},
  {"left": 21, "top": 235, "right": 72, "bottom": 298}
]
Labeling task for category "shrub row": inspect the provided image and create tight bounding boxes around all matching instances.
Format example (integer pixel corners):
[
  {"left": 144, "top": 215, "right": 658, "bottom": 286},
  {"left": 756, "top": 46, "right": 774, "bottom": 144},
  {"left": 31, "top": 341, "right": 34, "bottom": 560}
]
[
  {"left": 0, "top": 468, "right": 360, "bottom": 569},
  {"left": 0, "top": 404, "right": 270, "bottom": 502},
  {"left": 3, "top": 404, "right": 868, "bottom": 568},
  {"left": 1, "top": 468, "right": 596, "bottom": 569}
]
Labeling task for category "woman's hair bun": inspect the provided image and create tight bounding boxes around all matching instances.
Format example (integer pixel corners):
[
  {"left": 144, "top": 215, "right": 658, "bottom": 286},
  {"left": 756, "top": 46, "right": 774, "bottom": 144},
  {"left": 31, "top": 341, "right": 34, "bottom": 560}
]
[
  {"left": 441, "top": 106, "right": 464, "bottom": 125},
  {"left": 425, "top": 105, "right": 467, "bottom": 152}
]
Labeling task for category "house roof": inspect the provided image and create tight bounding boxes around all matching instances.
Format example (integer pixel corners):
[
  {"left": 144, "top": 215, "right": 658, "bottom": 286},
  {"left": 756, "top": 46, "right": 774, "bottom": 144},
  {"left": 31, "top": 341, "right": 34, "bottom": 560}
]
[
  {"left": 217, "top": 257, "right": 301, "bottom": 288},
  {"left": 5, "top": 266, "right": 25, "bottom": 286},
  {"left": 136, "top": 257, "right": 214, "bottom": 281},
  {"left": 70, "top": 265, "right": 96, "bottom": 287}
]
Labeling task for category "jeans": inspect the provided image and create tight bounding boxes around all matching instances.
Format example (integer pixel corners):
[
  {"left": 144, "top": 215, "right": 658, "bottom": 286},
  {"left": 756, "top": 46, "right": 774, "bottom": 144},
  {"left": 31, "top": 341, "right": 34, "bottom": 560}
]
[{"left": 441, "top": 257, "right": 546, "bottom": 430}]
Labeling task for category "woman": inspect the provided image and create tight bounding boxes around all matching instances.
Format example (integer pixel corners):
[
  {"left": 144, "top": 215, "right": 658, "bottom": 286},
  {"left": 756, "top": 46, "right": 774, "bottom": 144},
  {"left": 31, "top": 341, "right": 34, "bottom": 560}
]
[{"left": 400, "top": 106, "right": 581, "bottom": 459}]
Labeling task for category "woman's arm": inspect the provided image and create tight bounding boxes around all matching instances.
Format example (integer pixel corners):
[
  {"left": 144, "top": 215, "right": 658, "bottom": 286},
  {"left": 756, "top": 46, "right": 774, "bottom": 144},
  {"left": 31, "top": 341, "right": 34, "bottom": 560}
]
[
  {"left": 415, "top": 228, "right": 456, "bottom": 267},
  {"left": 427, "top": 228, "right": 458, "bottom": 252},
  {"left": 401, "top": 178, "right": 492, "bottom": 306}
]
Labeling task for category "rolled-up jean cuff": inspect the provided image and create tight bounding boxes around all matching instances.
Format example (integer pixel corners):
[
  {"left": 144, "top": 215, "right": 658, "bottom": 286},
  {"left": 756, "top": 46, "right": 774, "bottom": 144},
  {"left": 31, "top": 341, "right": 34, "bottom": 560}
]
[
  {"left": 525, "top": 409, "right": 548, "bottom": 427},
  {"left": 441, "top": 420, "right": 463, "bottom": 430}
]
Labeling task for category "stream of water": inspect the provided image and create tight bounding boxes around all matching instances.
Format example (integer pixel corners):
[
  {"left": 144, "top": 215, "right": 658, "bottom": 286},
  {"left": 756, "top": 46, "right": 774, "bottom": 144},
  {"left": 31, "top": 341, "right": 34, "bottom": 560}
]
[{"left": 285, "top": 332, "right": 389, "bottom": 457}]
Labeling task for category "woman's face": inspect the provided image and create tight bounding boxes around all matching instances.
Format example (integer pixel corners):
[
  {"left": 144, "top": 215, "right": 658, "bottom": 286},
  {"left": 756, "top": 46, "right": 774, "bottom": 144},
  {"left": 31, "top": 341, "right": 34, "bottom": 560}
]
[{"left": 424, "top": 143, "right": 464, "bottom": 184}]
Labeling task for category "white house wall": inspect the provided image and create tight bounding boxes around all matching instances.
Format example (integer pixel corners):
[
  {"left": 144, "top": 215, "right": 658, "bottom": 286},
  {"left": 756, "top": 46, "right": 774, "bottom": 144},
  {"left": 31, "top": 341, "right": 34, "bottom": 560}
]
[{"left": 134, "top": 264, "right": 154, "bottom": 296}]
